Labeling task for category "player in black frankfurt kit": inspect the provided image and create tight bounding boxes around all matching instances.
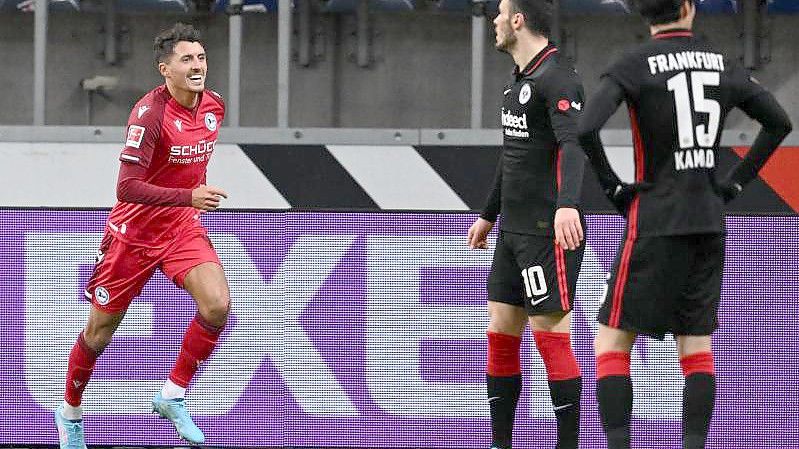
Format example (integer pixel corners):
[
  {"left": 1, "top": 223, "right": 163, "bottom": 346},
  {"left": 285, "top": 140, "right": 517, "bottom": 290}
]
[
  {"left": 577, "top": 1, "right": 792, "bottom": 448},
  {"left": 467, "top": 1, "right": 587, "bottom": 448}
]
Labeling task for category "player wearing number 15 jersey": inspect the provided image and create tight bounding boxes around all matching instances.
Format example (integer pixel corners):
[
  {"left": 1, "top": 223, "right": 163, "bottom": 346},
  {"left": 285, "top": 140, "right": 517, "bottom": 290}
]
[{"left": 577, "top": 0, "right": 792, "bottom": 448}]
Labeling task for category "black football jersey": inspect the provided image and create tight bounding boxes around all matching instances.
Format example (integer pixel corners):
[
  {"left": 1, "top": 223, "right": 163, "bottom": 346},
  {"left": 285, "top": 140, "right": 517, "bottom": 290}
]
[
  {"left": 482, "top": 44, "right": 586, "bottom": 235},
  {"left": 603, "top": 29, "right": 765, "bottom": 235}
]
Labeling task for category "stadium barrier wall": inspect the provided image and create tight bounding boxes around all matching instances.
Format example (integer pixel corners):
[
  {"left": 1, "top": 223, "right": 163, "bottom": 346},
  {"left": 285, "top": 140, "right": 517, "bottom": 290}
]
[
  {"left": 1, "top": 210, "right": 797, "bottom": 448},
  {"left": 0, "top": 129, "right": 798, "bottom": 213}
]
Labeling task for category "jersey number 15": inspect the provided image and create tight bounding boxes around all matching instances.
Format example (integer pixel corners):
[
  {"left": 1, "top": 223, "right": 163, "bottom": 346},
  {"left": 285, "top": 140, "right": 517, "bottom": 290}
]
[{"left": 667, "top": 71, "right": 721, "bottom": 149}]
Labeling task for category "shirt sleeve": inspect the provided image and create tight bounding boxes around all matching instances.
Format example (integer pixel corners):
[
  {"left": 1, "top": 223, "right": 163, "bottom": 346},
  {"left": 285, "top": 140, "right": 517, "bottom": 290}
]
[
  {"left": 577, "top": 77, "right": 626, "bottom": 191},
  {"left": 719, "top": 63, "right": 791, "bottom": 188},
  {"left": 724, "top": 90, "right": 792, "bottom": 187},
  {"left": 480, "top": 154, "right": 502, "bottom": 222},
  {"left": 727, "top": 62, "right": 767, "bottom": 107},
  {"left": 119, "top": 100, "right": 162, "bottom": 168},
  {"left": 602, "top": 51, "right": 641, "bottom": 101},
  {"left": 540, "top": 69, "right": 587, "bottom": 208},
  {"left": 116, "top": 158, "right": 193, "bottom": 206}
]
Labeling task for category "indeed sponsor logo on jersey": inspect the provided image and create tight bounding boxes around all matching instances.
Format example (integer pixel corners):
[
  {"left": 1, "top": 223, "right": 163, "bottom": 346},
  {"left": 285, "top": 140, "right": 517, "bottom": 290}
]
[
  {"left": 169, "top": 139, "right": 216, "bottom": 164},
  {"left": 674, "top": 148, "right": 715, "bottom": 171},
  {"left": 647, "top": 51, "right": 725, "bottom": 75},
  {"left": 501, "top": 108, "right": 529, "bottom": 138}
]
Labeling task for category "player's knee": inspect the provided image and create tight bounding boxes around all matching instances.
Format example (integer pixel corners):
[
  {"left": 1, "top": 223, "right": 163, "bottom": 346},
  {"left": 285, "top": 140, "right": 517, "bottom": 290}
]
[
  {"left": 487, "top": 302, "right": 526, "bottom": 336},
  {"left": 676, "top": 335, "right": 712, "bottom": 357},
  {"left": 529, "top": 311, "right": 569, "bottom": 333},
  {"left": 82, "top": 327, "right": 113, "bottom": 354},
  {"left": 83, "top": 313, "right": 122, "bottom": 353},
  {"left": 200, "top": 293, "right": 230, "bottom": 327},
  {"left": 594, "top": 325, "right": 635, "bottom": 354}
]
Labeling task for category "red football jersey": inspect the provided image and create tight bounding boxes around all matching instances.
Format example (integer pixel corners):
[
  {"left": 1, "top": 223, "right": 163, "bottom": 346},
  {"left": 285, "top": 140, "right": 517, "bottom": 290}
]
[{"left": 108, "top": 85, "right": 225, "bottom": 247}]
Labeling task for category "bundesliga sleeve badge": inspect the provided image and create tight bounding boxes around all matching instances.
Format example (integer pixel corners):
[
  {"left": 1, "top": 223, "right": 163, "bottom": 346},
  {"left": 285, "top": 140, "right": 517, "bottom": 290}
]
[{"left": 125, "top": 125, "right": 145, "bottom": 149}]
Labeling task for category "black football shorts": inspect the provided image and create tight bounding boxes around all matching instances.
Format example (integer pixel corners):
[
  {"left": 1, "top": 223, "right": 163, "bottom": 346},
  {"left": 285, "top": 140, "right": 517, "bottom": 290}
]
[
  {"left": 488, "top": 231, "right": 584, "bottom": 316},
  {"left": 598, "top": 233, "right": 724, "bottom": 339}
]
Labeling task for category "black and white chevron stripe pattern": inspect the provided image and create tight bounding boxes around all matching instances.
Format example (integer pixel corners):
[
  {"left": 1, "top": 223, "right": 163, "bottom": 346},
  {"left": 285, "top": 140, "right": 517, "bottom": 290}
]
[
  {"left": 0, "top": 142, "right": 790, "bottom": 213},
  {"left": 240, "top": 144, "right": 503, "bottom": 210},
  {"left": 240, "top": 144, "right": 792, "bottom": 213}
]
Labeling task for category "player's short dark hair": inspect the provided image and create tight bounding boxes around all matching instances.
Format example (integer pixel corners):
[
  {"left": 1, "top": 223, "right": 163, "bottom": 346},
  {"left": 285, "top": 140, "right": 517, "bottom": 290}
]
[
  {"left": 631, "top": 0, "right": 693, "bottom": 25},
  {"left": 153, "top": 23, "right": 204, "bottom": 66},
  {"left": 509, "top": 0, "right": 553, "bottom": 38}
]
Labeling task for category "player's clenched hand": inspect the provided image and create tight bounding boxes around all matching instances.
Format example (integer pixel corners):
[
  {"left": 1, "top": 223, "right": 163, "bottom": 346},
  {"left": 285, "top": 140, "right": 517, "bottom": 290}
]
[
  {"left": 192, "top": 184, "right": 228, "bottom": 211},
  {"left": 554, "top": 207, "right": 583, "bottom": 251},
  {"left": 715, "top": 179, "right": 743, "bottom": 203},
  {"left": 606, "top": 182, "right": 653, "bottom": 215},
  {"left": 468, "top": 217, "right": 494, "bottom": 249}
]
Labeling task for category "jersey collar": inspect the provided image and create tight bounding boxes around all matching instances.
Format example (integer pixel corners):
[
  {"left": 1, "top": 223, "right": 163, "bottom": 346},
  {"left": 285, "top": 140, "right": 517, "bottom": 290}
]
[
  {"left": 514, "top": 43, "right": 558, "bottom": 80},
  {"left": 652, "top": 28, "right": 694, "bottom": 40}
]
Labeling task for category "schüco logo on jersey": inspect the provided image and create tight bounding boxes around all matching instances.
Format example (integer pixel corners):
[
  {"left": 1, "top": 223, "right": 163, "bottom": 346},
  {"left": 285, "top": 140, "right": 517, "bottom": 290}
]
[{"left": 168, "top": 139, "right": 217, "bottom": 164}]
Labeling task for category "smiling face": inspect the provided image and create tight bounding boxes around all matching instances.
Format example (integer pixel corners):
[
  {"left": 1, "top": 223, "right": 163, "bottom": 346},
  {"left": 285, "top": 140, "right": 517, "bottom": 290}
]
[
  {"left": 159, "top": 40, "right": 207, "bottom": 97},
  {"left": 493, "top": 0, "right": 519, "bottom": 52}
]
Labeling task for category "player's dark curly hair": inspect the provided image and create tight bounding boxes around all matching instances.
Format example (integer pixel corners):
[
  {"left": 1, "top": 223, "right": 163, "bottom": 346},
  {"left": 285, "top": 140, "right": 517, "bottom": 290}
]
[
  {"left": 631, "top": 0, "right": 694, "bottom": 25},
  {"left": 509, "top": 0, "right": 553, "bottom": 38},
  {"left": 153, "top": 23, "right": 204, "bottom": 66}
]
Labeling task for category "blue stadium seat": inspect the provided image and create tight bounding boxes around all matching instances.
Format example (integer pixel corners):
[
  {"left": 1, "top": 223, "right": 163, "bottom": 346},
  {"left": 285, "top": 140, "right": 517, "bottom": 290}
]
[
  {"left": 437, "top": 0, "right": 497, "bottom": 13},
  {"left": 768, "top": 0, "right": 799, "bottom": 13},
  {"left": 438, "top": 0, "right": 741, "bottom": 15},
  {"left": 437, "top": 0, "right": 629, "bottom": 15},
  {"left": 322, "top": 0, "right": 415, "bottom": 13},
  {"left": 212, "top": 0, "right": 278, "bottom": 13},
  {"left": 0, "top": 0, "right": 79, "bottom": 12},
  {"left": 114, "top": 0, "right": 188, "bottom": 12},
  {"left": 695, "top": 0, "right": 737, "bottom": 14},
  {"left": 560, "top": 0, "right": 629, "bottom": 14}
]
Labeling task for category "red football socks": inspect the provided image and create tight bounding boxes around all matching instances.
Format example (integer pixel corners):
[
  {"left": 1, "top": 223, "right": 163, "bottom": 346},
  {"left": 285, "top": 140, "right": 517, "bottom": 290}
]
[
  {"left": 534, "top": 331, "right": 582, "bottom": 449},
  {"left": 681, "top": 352, "right": 716, "bottom": 449},
  {"left": 596, "top": 351, "right": 631, "bottom": 379},
  {"left": 169, "top": 313, "right": 225, "bottom": 388},
  {"left": 680, "top": 351, "right": 715, "bottom": 376},
  {"left": 487, "top": 331, "right": 522, "bottom": 376},
  {"left": 64, "top": 332, "right": 99, "bottom": 407},
  {"left": 533, "top": 330, "right": 581, "bottom": 381}
]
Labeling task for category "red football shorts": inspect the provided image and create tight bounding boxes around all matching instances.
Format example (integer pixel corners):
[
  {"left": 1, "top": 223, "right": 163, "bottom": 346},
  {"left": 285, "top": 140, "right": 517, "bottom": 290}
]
[{"left": 84, "top": 227, "right": 221, "bottom": 313}]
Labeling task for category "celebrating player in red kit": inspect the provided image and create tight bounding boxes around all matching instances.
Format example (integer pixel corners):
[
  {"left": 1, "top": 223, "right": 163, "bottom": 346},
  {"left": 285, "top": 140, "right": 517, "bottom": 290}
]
[{"left": 54, "top": 23, "right": 229, "bottom": 448}]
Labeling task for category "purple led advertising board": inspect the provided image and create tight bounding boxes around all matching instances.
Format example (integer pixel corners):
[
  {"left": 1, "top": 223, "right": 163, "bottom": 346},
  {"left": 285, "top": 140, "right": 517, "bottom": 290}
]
[{"left": 0, "top": 210, "right": 797, "bottom": 448}]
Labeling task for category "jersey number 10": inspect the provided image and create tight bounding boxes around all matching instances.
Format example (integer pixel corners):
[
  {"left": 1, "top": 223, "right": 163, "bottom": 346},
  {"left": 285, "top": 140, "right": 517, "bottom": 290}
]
[{"left": 667, "top": 71, "right": 721, "bottom": 149}]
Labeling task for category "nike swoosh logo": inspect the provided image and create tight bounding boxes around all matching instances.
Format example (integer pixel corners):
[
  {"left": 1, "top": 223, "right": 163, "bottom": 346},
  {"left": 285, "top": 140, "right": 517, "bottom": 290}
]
[
  {"left": 487, "top": 396, "right": 501, "bottom": 403},
  {"left": 530, "top": 294, "right": 550, "bottom": 306},
  {"left": 503, "top": 89, "right": 511, "bottom": 95},
  {"left": 553, "top": 403, "right": 573, "bottom": 411}
]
